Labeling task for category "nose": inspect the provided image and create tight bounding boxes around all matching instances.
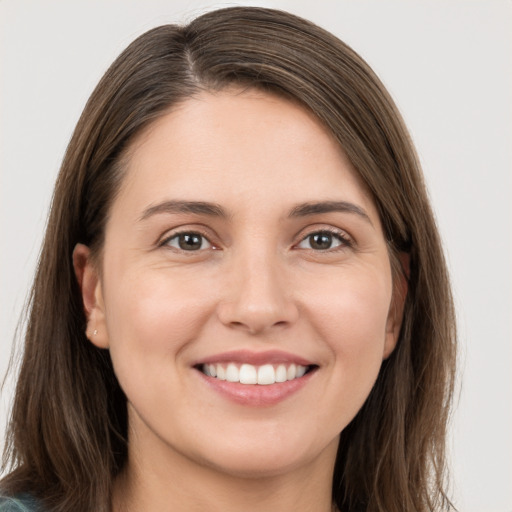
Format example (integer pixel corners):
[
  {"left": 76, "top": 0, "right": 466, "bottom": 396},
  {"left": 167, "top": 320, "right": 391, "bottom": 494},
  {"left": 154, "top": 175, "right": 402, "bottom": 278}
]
[{"left": 216, "top": 249, "right": 299, "bottom": 335}]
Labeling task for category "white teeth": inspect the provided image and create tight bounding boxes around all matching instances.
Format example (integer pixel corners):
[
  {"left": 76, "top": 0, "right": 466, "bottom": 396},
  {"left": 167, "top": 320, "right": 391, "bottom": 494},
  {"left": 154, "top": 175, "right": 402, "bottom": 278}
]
[
  {"left": 239, "top": 364, "right": 257, "bottom": 384},
  {"left": 296, "top": 365, "right": 306, "bottom": 378},
  {"left": 275, "top": 364, "right": 287, "bottom": 382},
  {"left": 201, "top": 362, "right": 309, "bottom": 385},
  {"left": 216, "top": 365, "right": 226, "bottom": 380},
  {"left": 257, "top": 364, "right": 275, "bottom": 385},
  {"left": 226, "top": 363, "right": 239, "bottom": 382}
]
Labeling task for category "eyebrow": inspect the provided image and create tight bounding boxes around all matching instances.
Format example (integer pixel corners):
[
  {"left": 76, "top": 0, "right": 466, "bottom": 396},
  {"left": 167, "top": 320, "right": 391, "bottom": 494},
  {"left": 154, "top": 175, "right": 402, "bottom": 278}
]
[
  {"left": 289, "top": 201, "right": 373, "bottom": 225},
  {"left": 139, "top": 200, "right": 227, "bottom": 221},
  {"left": 139, "top": 199, "right": 372, "bottom": 225}
]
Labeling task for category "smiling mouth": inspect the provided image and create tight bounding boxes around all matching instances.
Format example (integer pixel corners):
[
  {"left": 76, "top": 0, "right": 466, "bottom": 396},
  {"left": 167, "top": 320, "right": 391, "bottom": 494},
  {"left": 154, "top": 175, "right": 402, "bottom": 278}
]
[{"left": 197, "top": 363, "right": 317, "bottom": 385}]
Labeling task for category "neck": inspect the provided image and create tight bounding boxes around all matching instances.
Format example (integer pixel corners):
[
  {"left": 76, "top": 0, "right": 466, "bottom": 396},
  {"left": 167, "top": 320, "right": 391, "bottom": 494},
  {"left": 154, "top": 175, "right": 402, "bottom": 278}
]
[{"left": 113, "top": 421, "right": 338, "bottom": 512}]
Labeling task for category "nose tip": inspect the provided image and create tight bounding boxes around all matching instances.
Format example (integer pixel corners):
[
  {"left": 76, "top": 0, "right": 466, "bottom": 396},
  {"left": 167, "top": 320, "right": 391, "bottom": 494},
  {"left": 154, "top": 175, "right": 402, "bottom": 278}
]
[
  {"left": 218, "top": 301, "right": 297, "bottom": 335},
  {"left": 216, "top": 263, "right": 299, "bottom": 335}
]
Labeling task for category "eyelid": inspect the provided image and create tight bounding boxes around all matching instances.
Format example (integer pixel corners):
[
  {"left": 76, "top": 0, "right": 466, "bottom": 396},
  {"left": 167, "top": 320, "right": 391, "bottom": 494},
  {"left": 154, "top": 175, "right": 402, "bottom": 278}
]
[
  {"left": 157, "top": 226, "right": 218, "bottom": 250},
  {"left": 156, "top": 224, "right": 354, "bottom": 252},
  {"left": 165, "top": 233, "right": 211, "bottom": 251},
  {"left": 294, "top": 225, "right": 354, "bottom": 250}
]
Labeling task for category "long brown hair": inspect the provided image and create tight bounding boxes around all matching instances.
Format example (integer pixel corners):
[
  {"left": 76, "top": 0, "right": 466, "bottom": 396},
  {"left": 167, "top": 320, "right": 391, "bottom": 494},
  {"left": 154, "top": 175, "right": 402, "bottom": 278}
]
[{"left": 1, "top": 7, "right": 456, "bottom": 511}]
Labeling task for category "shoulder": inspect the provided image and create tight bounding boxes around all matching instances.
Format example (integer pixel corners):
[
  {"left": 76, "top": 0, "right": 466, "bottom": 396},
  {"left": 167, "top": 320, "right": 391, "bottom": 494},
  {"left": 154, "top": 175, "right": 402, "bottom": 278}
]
[{"left": 0, "top": 495, "right": 43, "bottom": 512}]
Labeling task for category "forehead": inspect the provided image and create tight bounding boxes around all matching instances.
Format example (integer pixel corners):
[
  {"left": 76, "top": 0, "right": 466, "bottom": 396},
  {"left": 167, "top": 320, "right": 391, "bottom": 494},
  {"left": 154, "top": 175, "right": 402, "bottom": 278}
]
[{"left": 114, "top": 88, "right": 376, "bottom": 219}]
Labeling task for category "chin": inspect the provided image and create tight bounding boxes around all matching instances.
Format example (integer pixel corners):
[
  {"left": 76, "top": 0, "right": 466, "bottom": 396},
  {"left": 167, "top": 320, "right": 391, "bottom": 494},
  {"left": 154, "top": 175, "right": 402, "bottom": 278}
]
[{"left": 190, "top": 430, "right": 340, "bottom": 480}]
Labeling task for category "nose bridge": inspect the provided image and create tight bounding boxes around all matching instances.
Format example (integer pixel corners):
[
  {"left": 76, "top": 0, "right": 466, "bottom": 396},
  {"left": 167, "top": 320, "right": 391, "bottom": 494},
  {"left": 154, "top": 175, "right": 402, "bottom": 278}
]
[{"left": 217, "top": 239, "right": 298, "bottom": 333}]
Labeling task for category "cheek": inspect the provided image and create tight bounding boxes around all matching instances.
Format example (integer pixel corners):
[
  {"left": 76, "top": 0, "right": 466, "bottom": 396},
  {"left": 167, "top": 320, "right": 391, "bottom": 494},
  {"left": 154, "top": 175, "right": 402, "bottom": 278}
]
[
  {"left": 102, "top": 267, "right": 216, "bottom": 374},
  {"left": 307, "top": 268, "right": 392, "bottom": 369},
  {"left": 282, "top": 266, "right": 394, "bottom": 435}
]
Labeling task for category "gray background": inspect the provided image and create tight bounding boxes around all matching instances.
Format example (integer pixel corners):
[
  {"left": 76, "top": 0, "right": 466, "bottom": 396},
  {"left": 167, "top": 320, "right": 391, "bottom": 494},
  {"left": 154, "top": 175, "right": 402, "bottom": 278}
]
[{"left": 1, "top": 1, "right": 511, "bottom": 510}]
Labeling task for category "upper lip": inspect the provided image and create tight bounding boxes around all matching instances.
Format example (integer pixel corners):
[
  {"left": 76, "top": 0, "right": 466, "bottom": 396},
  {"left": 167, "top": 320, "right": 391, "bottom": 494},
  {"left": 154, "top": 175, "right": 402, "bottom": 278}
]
[{"left": 192, "top": 349, "right": 316, "bottom": 367}]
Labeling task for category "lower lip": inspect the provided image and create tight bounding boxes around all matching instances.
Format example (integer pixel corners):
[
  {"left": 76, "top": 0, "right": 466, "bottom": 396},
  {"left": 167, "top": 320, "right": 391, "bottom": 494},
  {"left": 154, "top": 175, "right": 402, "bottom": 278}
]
[{"left": 196, "top": 369, "right": 315, "bottom": 406}]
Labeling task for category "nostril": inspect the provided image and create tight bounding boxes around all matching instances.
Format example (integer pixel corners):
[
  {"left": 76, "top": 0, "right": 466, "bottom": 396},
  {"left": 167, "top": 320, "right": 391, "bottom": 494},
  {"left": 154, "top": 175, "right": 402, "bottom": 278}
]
[{"left": 217, "top": 295, "right": 299, "bottom": 334}]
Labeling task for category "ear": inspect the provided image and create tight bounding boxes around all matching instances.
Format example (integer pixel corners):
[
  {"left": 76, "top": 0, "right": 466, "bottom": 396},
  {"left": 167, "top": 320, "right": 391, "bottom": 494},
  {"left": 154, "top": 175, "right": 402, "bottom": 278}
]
[
  {"left": 73, "top": 243, "right": 109, "bottom": 349},
  {"left": 383, "top": 252, "right": 410, "bottom": 359}
]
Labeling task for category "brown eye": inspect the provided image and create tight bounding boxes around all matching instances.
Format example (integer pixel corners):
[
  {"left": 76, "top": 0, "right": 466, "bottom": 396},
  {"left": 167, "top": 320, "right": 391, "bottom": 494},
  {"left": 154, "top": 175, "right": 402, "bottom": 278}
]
[
  {"left": 165, "top": 232, "right": 211, "bottom": 251},
  {"left": 297, "top": 231, "right": 349, "bottom": 251},
  {"left": 310, "top": 233, "right": 333, "bottom": 250}
]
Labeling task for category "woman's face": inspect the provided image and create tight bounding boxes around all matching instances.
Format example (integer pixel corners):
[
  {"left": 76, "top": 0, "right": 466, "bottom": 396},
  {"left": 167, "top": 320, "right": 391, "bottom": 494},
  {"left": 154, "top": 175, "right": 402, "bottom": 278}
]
[{"left": 78, "top": 88, "right": 403, "bottom": 478}]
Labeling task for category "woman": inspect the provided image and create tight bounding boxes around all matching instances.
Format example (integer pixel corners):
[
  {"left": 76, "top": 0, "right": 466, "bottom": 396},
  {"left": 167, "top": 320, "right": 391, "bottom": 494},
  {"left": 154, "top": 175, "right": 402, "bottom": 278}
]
[{"left": 0, "top": 6, "right": 456, "bottom": 512}]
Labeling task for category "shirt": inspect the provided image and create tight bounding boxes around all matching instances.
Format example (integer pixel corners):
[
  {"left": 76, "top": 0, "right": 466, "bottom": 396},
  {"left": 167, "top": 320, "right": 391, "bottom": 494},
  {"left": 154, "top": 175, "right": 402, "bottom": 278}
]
[{"left": 0, "top": 495, "right": 42, "bottom": 512}]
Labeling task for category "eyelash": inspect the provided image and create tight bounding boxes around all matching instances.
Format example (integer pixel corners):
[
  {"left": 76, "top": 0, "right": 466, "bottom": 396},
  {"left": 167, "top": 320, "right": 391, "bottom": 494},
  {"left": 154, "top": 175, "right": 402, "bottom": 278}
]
[
  {"left": 160, "top": 227, "right": 353, "bottom": 253},
  {"left": 160, "top": 230, "right": 215, "bottom": 252},
  {"left": 295, "top": 228, "right": 353, "bottom": 252}
]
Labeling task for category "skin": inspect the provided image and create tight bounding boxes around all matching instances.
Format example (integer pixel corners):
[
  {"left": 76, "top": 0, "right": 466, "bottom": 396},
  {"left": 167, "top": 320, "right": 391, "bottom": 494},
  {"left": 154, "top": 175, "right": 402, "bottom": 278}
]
[{"left": 74, "top": 88, "right": 405, "bottom": 512}]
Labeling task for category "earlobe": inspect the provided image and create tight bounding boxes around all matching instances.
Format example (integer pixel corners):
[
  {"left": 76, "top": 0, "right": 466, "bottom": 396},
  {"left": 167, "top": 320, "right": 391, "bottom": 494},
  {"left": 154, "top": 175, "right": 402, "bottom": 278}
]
[
  {"left": 72, "top": 243, "right": 109, "bottom": 349},
  {"left": 383, "top": 252, "right": 410, "bottom": 359}
]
